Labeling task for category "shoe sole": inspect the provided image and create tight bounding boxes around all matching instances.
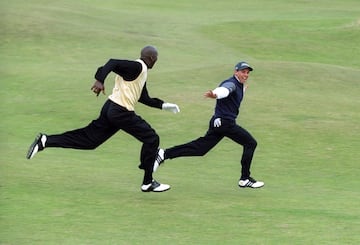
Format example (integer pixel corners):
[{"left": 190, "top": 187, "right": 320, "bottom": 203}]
[
  {"left": 26, "top": 145, "right": 38, "bottom": 159},
  {"left": 153, "top": 186, "right": 171, "bottom": 192},
  {"left": 142, "top": 188, "right": 171, "bottom": 193},
  {"left": 239, "top": 184, "right": 264, "bottom": 188},
  {"left": 26, "top": 141, "right": 39, "bottom": 159},
  {"left": 141, "top": 184, "right": 171, "bottom": 192}
]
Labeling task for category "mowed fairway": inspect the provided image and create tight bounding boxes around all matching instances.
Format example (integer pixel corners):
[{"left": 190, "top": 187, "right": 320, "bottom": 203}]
[{"left": 1, "top": 0, "right": 359, "bottom": 244}]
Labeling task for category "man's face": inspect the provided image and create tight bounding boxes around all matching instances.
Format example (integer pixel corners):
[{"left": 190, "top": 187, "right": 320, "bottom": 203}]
[
  {"left": 234, "top": 68, "right": 251, "bottom": 83},
  {"left": 147, "top": 54, "right": 158, "bottom": 69}
]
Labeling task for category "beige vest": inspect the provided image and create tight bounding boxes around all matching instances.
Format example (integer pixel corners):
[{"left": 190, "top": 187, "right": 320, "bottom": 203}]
[{"left": 108, "top": 59, "right": 147, "bottom": 111}]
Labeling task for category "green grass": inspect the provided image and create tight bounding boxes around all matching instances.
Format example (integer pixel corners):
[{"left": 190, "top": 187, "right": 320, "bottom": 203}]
[{"left": 1, "top": 0, "right": 360, "bottom": 244}]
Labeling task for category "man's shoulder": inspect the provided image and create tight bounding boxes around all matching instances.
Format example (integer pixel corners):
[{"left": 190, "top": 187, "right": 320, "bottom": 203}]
[
  {"left": 221, "top": 76, "right": 237, "bottom": 84},
  {"left": 109, "top": 58, "right": 140, "bottom": 64},
  {"left": 119, "top": 59, "right": 143, "bottom": 73},
  {"left": 220, "top": 77, "right": 237, "bottom": 89}
]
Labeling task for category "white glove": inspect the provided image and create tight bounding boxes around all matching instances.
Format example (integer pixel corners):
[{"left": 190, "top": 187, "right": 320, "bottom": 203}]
[
  {"left": 162, "top": 102, "right": 180, "bottom": 114},
  {"left": 214, "top": 118, "right": 221, "bottom": 127}
]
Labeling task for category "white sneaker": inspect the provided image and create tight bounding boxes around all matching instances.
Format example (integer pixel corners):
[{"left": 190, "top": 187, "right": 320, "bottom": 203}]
[
  {"left": 141, "top": 180, "right": 170, "bottom": 192},
  {"left": 26, "top": 133, "right": 47, "bottom": 159},
  {"left": 238, "top": 177, "right": 264, "bottom": 188},
  {"left": 153, "top": 149, "right": 165, "bottom": 172}
]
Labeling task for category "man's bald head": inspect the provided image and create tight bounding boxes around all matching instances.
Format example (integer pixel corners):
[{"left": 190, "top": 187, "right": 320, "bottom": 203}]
[{"left": 140, "top": 45, "right": 158, "bottom": 69}]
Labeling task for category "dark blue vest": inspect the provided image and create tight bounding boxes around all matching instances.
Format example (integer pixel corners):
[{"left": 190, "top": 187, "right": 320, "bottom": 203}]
[{"left": 214, "top": 76, "right": 244, "bottom": 120}]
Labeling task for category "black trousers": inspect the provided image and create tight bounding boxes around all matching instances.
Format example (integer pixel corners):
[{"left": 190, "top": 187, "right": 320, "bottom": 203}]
[
  {"left": 165, "top": 117, "right": 257, "bottom": 179},
  {"left": 46, "top": 100, "right": 159, "bottom": 184}
]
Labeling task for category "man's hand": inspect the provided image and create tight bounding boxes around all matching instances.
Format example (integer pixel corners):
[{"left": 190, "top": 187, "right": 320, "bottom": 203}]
[
  {"left": 162, "top": 103, "right": 180, "bottom": 113},
  {"left": 243, "top": 84, "right": 249, "bottom": 93},
  {"left": 213, "top": 118, "right": 221, "bottom": 127},
  {"left": 204, "top": 90, "right": 217, "bottom": 99},
  {"left": 91, "top": 80, "right": 105, "bottom": 97}
]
